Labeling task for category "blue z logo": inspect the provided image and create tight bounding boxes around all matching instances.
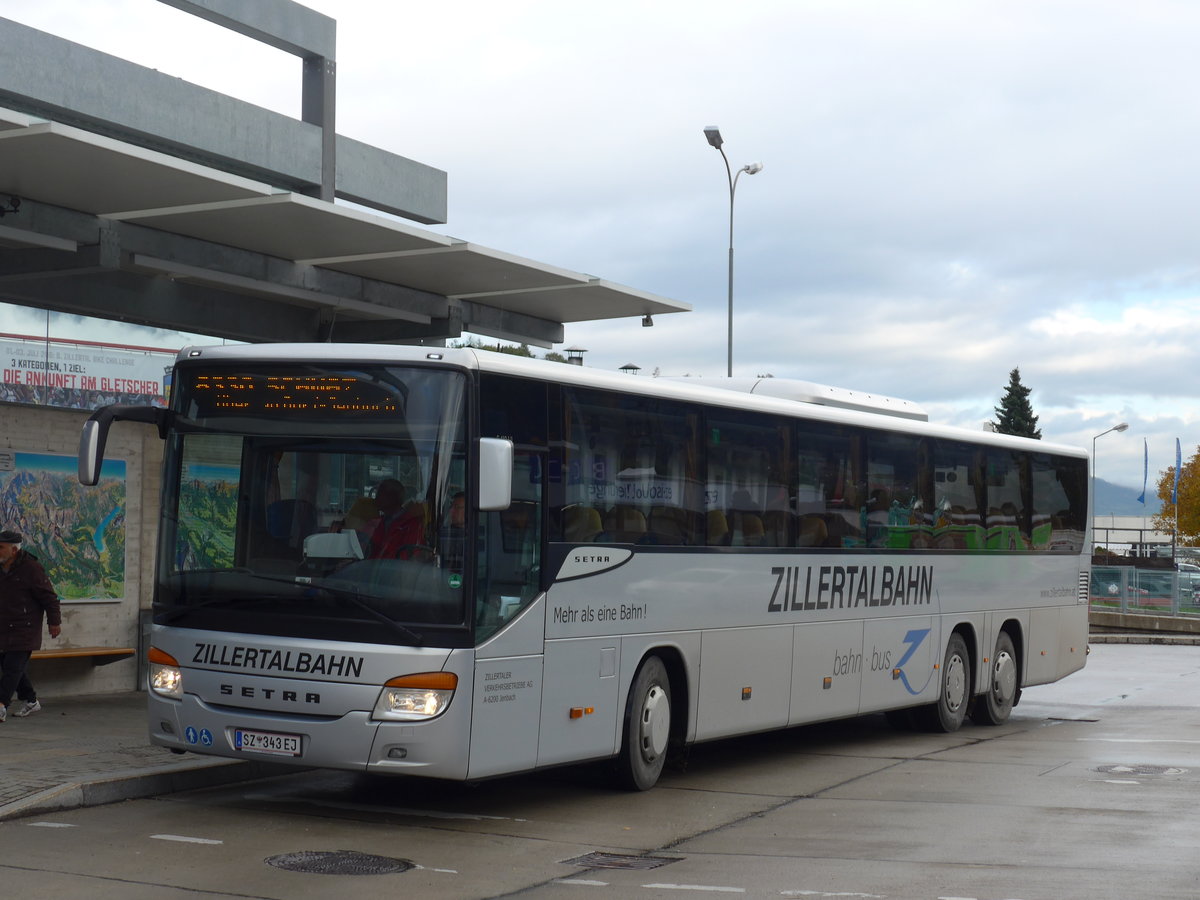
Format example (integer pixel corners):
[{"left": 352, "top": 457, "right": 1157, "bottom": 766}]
[{"left": 895, "top": 628, "right": 933, "bottom": 695}]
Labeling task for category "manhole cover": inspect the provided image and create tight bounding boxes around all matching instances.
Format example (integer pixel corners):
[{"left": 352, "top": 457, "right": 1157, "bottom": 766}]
[
  {"left": 562, "top": 851, "right": 680, "bottom": 870},
  {"left": 265, "top": 850, "right": 413, "bottom": 876},
  {"left": 1095, "top": 764, "right": 1186, "bottom": 776}
]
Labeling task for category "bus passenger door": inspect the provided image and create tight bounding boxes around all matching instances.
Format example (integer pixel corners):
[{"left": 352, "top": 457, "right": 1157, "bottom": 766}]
[
  {"left": 537, "top": 638, "right": 620, "bottom": 767},
  {"left": 859, "top": 616, "right": 937, "bottom": 713},
  {"left": 469, "top": 595, "right": 547, "bottom": 779}
]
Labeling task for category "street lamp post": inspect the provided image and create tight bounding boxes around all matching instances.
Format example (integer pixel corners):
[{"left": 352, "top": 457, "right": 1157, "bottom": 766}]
[
  {"left": 1091, "top": 421, "right": 1129, "bottom": 555},
  {"left": 703, "top": 126, "right": 762, "bottom": 378}
]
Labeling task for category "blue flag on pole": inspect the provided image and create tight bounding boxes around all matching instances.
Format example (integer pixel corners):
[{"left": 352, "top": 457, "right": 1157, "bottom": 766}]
[
  {"left": 1137, "top": 439, "right": 1147, "bottom": 504},
  {"left": 1172, "top": 438, "right": 1181, "bottom": 505}
]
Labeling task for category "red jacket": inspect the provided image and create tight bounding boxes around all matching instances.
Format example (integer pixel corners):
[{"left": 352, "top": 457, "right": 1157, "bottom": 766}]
[
  {"left": 367, "top": 508, "right": 426, "bottom": 559},
  {"left": 0, "top": 549, "right": 62, "bottom": 652}
]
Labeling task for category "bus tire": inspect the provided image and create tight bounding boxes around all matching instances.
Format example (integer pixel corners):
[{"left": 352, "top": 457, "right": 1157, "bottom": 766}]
[
  {"left": 973, "top": 631, "right": 1018, "bottom": 726},
  {"left": 616, "top": 655, "right": 671, "bottom": 791},
  {"left": 918, "top": 632, "right": 970, "bottom": 733}
]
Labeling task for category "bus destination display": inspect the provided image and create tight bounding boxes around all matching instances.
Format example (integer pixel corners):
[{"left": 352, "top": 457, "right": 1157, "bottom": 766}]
[{"left": 186, "top": 371, "right": 401, "bottom": 417}]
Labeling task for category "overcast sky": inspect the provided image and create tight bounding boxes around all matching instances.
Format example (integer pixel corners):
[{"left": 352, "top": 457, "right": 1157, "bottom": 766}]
[{"left": 3, "top": 0, "right": 1197, "bottom": 493}]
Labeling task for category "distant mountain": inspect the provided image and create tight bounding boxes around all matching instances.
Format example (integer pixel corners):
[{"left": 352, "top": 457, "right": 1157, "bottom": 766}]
[{"left": 1094, "top": 478, "right": 1160, "bottom": 517}]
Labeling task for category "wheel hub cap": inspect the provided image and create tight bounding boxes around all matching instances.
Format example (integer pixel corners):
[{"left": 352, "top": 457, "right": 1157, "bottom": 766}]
[
  {"left": 945, "top": 655, "right": 967, "bottom": 712},
  {"left": 993, "top": 651, "right": 1016, "bottom": 702},
  {"left": 640, "top": 686, "right": 669, "bottom": 759}
]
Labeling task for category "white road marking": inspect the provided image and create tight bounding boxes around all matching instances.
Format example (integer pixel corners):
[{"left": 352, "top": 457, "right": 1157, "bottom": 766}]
[
  {"left": 643, "top": 885, "right": 746, "bottom": 893},
  {"left": 556, "top": 879, "right": 610, "bottom": 886},
  {"left": 26, "top": 822, "right": 77, "bottom": 828},
  {"left": 150, "top": 834, "right": 224, "bottom": 845},
  {"left": 1078, "top": 737, "right": 1200, "bottom": 744}
]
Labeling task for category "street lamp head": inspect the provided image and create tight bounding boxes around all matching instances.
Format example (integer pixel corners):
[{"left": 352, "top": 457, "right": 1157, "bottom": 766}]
[
  {"left": 703, "top": 126, "right": 723, "bottom": 150},
  {"left": 742, "top": 162, "right": 763, "bottom": 175},
  {"left": 1114, "top": 422, "right": 1129, "bottom": 433}
]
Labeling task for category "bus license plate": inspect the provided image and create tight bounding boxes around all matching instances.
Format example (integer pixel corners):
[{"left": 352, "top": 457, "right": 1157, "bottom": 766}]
[{"left": 234, "top": 728, "right": 302, "bottom": 756}]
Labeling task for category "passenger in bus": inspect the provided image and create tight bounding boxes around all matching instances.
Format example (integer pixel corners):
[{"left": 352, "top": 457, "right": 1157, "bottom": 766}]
[{"left": 367, "top": 479, "right": 427, "bottom": 559}]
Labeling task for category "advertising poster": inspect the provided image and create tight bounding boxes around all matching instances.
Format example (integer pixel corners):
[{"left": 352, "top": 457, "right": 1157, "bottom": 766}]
[
  {"left": 1, "top": 333, "right": 174, "bottom": 410},
  {"left": 0, "top": 451, "right": 126, "bottom": 602}
]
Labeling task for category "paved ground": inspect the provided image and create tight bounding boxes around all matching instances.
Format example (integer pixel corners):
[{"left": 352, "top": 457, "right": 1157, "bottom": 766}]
[
  {"left": 0, "top": 691, "right": 292, "bottom": 821},
  {"left": 1, "top": 632, "right": 1194, "bottom": 822}
]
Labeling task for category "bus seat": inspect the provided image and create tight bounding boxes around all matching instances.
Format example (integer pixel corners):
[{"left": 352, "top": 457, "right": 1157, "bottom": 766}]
[
  {"left": 743, "top": 513, "right": 765, "bottom": 545},
  {"left": 796, "top": 515, "right": 828, "bottom": 547},
  {"left": 762, "top": 509, "right": 791, "bottom": 546},
  {"left": 606, "top": 506, "right": 646, "bottom": 543},
  {"left": 341, "top": 496, "right": 379, "bottom": 532},
  {"left": 649, "top": 507, "right": 688, "bottom": 544},
  {"left": 706, "top": 510, "right": 730, "bottom": 545},
  {"left": 564, "top": 505, "right": 604, "bottom": 542}
]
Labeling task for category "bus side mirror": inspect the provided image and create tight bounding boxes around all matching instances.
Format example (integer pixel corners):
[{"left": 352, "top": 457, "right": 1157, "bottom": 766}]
[
  {"left": 78, "top": 405, "right": 170, "bottom": 486},
  {"left": 478, "top": 437, "right": 513, "bottom": 511}
]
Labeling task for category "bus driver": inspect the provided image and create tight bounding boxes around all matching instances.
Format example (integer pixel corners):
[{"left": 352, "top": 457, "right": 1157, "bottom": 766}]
[{"left": 367, "top": 479, "right": 426, "bottom": 559}]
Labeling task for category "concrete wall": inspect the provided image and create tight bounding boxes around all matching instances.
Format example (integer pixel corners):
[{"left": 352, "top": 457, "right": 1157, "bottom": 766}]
[{"left": 3, "top": 401, "right": 161, "bottom": 697}]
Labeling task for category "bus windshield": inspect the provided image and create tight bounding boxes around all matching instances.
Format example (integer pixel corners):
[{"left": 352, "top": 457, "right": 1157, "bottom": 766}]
[{"left": 156, "top": 363, "right": 469, "bottom": 645}]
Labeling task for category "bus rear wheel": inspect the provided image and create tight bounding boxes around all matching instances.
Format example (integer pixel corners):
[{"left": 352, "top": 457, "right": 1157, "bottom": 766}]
[
  {"left": 616, "top": 655, "right": 671, "bottom": 791},
  {"left": 918, "top": 633, "right": 970, "bottom": 733},
  {"left": 973, "top": 631, "right": 1017, "bottom": 726}
]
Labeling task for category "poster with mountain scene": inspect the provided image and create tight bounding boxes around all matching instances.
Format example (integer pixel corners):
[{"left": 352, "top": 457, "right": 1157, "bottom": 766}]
[{"left": 0, "top": 452, "right": 126, "bottom": 601}]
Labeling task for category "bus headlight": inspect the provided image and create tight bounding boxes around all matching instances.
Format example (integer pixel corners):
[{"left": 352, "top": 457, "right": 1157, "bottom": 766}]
[
  {"left": 148, "top": 647, "right": 183, "bottom": 699},
  {"left": 373, "top": 672, "right": 458, "bottom": 721}
]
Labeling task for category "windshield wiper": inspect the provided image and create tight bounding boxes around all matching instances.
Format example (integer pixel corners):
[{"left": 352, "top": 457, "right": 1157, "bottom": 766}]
[
  {"left": 199, "top": 571, "right": 424, "bottom": 645},
  {"left": 309, "top": 581, "right": 424, "bottom": 646},
  {"left": 154, "top": 595, "right": 285, "bottom": 623},
  {"left": 158, "top": 571, "right": 424, "bottom": 645}
]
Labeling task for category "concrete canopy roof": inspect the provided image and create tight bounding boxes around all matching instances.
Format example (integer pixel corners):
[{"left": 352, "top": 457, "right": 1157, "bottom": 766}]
[{"left": 0, "top": 107, "right": 690, "bottom": 347}]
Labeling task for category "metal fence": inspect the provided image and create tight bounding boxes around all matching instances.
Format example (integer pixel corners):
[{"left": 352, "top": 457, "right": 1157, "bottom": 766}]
[{"left": 1091, "top": 566, "right": 1200, "bottom": 617}]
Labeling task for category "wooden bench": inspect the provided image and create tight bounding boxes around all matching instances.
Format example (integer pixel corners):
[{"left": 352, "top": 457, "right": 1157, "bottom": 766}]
[{"left": 31, "top": 647, "right": 136, "bottom": 666}]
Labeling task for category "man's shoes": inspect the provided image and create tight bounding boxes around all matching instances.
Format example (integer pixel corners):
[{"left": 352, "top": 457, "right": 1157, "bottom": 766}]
[
  {"left": 12, "top": 699, "right": 40, "bottom": 718},
  {"left": 0, "top": 705, "right": 6, "bottom": 723}
]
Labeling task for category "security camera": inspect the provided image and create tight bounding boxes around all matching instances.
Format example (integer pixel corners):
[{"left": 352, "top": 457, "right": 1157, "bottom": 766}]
[{"left": 642, "top": 315, "right": 654, "bottom": 327}]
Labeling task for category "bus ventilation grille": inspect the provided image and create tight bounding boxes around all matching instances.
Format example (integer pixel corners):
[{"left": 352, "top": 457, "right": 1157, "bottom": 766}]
[{"left": 1078, "top": 570, "right": 1091, "bottom": 604}]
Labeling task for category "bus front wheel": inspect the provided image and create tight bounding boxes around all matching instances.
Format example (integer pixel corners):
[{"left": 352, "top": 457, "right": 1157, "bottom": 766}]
[
  {"left": 918, "top": 633, "right": 970, "bottom": 733},
  {"left": 616, "top": 655, "right": 672, "bottom": 791},
  {"left": 972, "top": 631, "right": 1018, "bottom": 726}
]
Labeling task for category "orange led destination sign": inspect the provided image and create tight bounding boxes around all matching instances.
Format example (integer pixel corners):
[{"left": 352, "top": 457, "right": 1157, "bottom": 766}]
[{"left": 189, "top": 373, "right": 400, "bottom": 416}]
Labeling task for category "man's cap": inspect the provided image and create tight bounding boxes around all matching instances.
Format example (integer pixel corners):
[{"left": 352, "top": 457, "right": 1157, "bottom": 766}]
[{"left": 0, "top": 530, "right": 23, "bottom": 544}]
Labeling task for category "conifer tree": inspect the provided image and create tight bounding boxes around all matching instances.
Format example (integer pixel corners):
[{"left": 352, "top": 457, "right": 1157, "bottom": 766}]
[{"left": 992, "top": 368, "right": 1041, "bottom": 439}]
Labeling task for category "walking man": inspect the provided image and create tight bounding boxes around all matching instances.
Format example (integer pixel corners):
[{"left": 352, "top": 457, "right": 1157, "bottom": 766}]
[{"left": 0, "top": 530, "right": 61, "bottom": 722}]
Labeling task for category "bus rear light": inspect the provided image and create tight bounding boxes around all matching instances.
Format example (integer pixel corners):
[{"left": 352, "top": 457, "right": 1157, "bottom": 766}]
[
  {"left": 373, "top": 672, "right": 458, "bottom": 721},
  {"left": 148, "top": 646, "right": 183, "bottom": 700}
]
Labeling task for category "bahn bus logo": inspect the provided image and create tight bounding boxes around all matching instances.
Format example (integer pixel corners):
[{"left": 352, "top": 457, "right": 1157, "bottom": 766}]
[{"left": 768, "top": 564, "right": 934, "bottom": 612}]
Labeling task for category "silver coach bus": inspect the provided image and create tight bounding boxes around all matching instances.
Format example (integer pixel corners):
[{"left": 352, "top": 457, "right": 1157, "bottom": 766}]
[{"left": 79, "top": 345, "right": 1090, "bottom": 789}]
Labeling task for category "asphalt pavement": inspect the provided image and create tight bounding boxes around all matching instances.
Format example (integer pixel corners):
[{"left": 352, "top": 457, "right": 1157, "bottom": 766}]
[
  {"left": 0, "top": 632, "right": 1194, "bottom": 822},
  {"left": 0, "top": 689, "right": 293, "bottom": 821}
]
